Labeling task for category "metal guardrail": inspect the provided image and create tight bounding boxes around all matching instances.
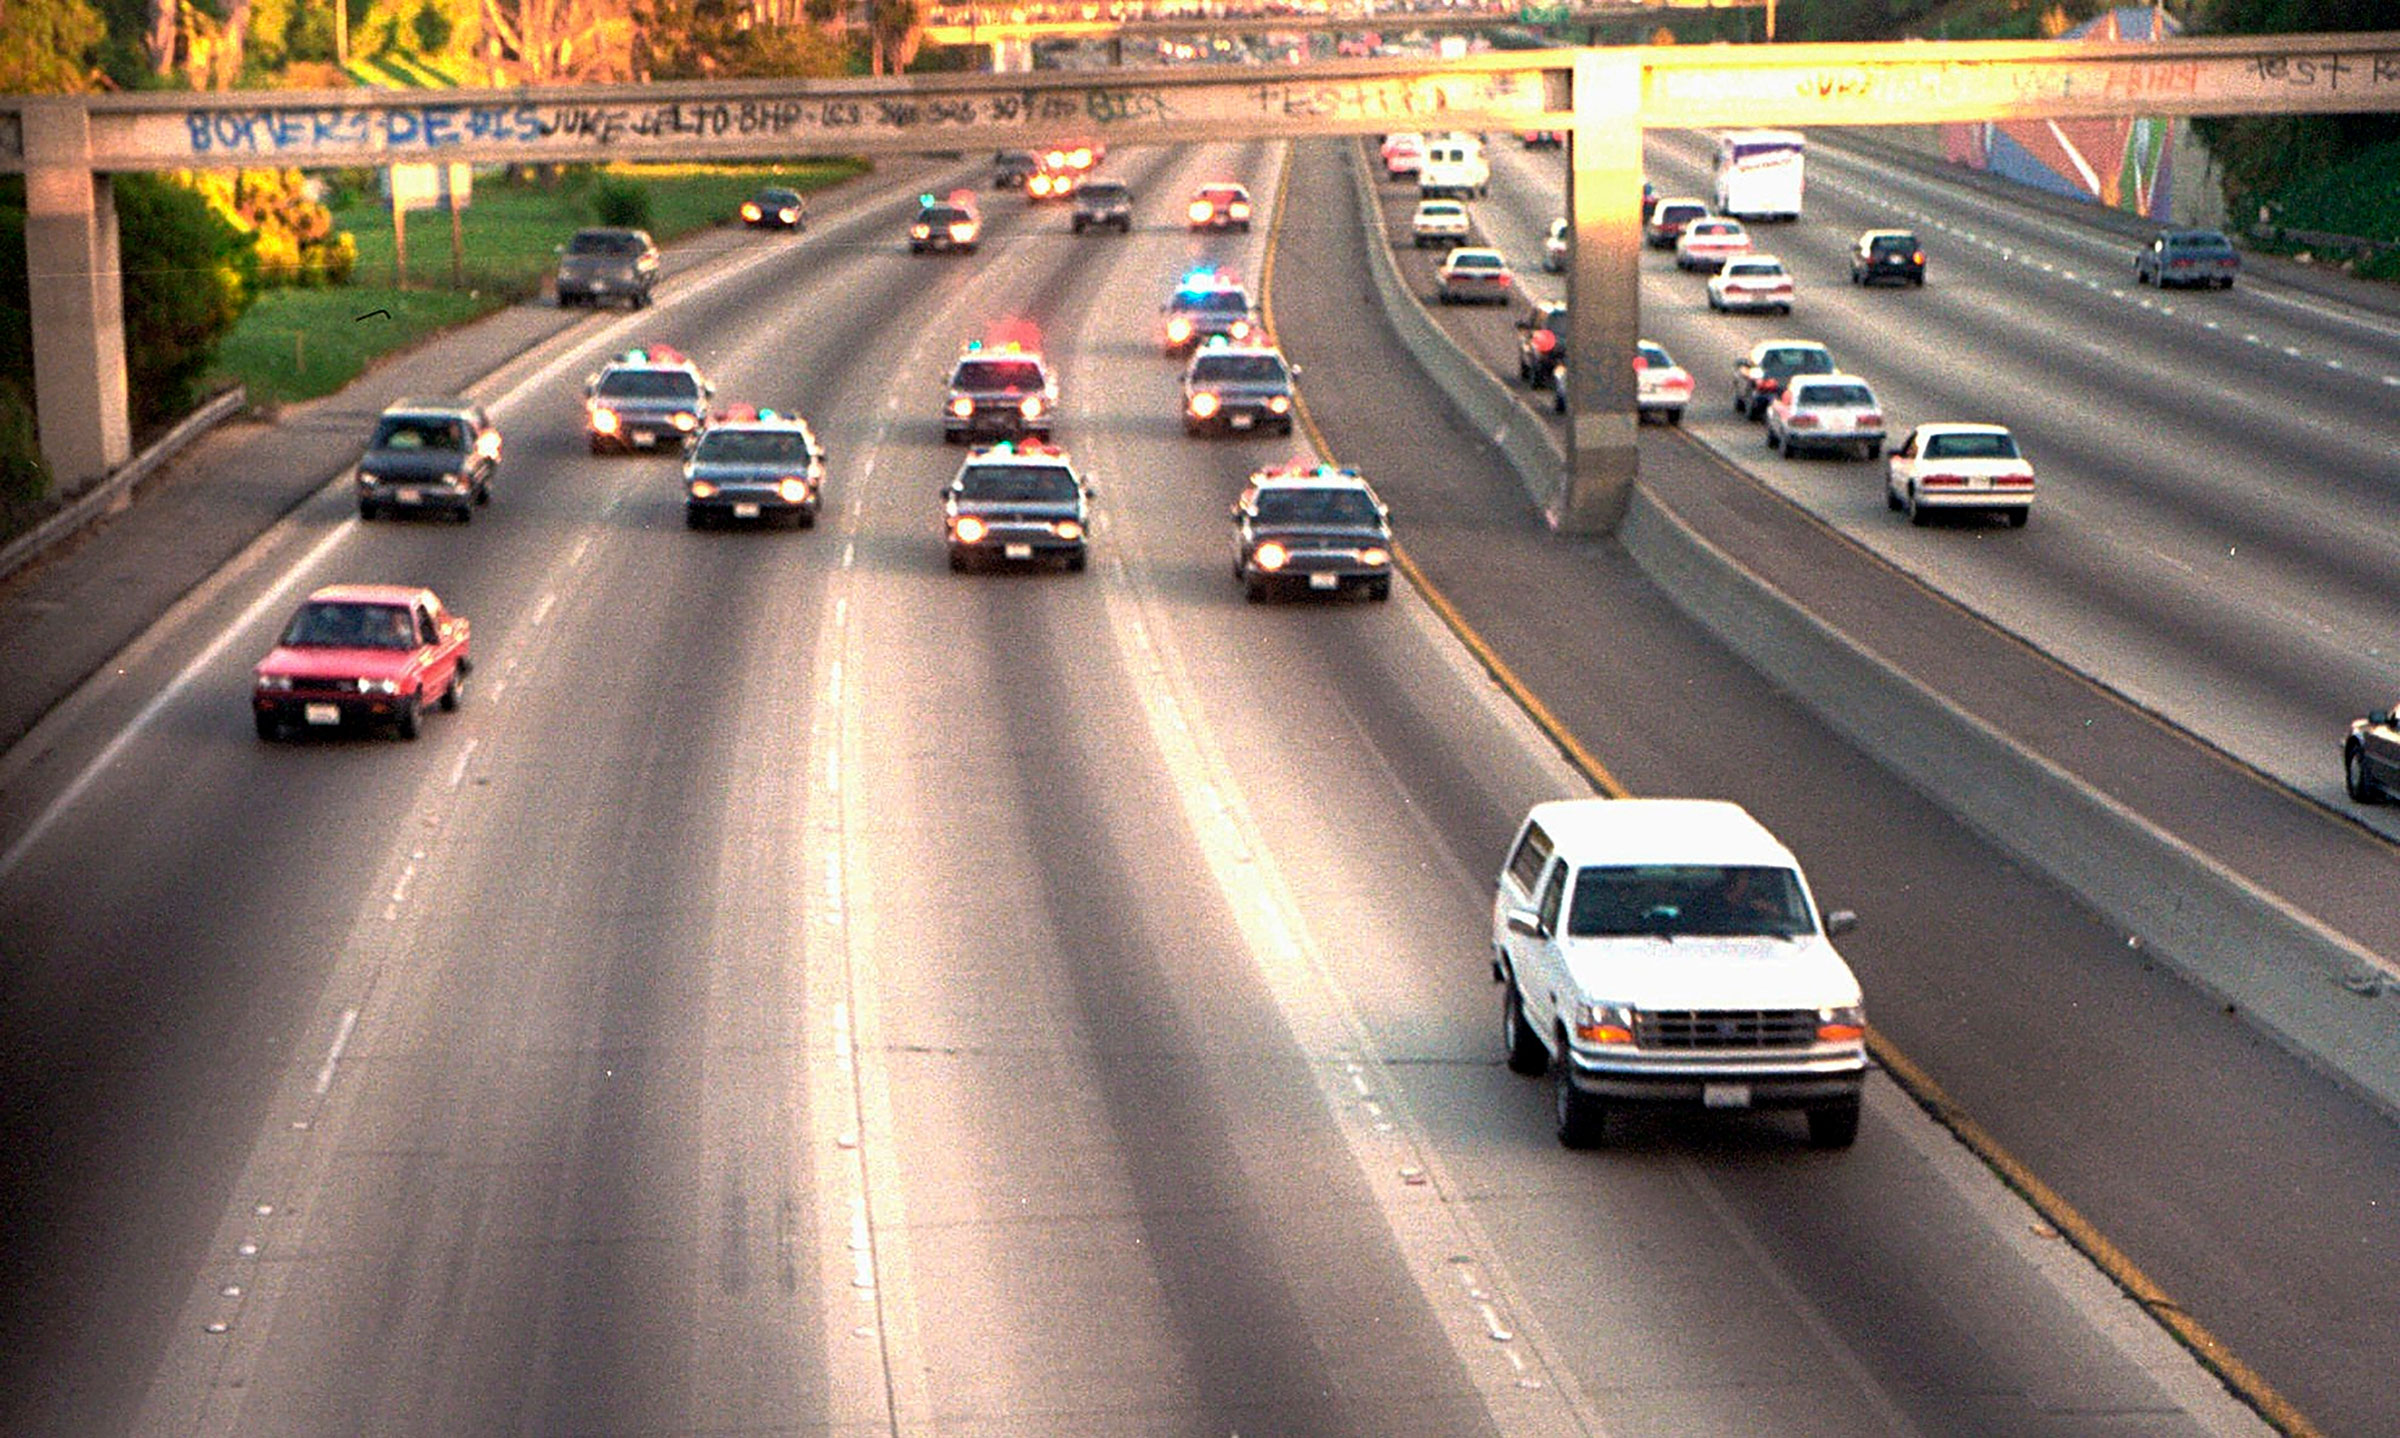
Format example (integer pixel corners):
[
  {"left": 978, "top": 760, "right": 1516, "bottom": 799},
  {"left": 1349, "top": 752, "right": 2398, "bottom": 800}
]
[{"left": 0, "top": 386, "right": 248, "bottom": 585}]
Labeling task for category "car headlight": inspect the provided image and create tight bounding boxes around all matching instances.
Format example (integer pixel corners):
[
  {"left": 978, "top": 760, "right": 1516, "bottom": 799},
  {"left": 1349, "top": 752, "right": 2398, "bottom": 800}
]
[
  {"left": 672, "top": 411, "right": 697, "bottom": 432},
  {"left": 1570, "top": 1000, "right": 1635, "bottom": 1046},
  {"left": 1265, "top": 395, "right": 1290, "bottom": 414},
  {"left": 1165, "top": 317, "right": 1194, "bottom": 344},
  {"left": 912, "top": 224, "right": 932, "bottom": 240},
  {"left": 1053, "top": 519, "right": 1084, "bottom": 540},
  {"left": 777, "top": 478, "right": 811, "bottom": 503},
  {"left": 256, "top": 673, "right": 293, "bottom": 692},
  {"left": 953, "top": 515, "right": 988, "bottom": 543},
  {"left": 1189, "top": 392, "right": 1221, "bottom": 418},
  {"left": 1020, "top": 396, "right": 1045, "bottom": 420},
  {"left": 950, "top": 396, "right": 975, "bottom": 418},
  {"left": 1188, "top": 200, "right": 1214, "bottom": 224},
  {"left": 1253, "top": 541, "right": 1288, "bottom": 571},
  {"left": 689, "top": 479, "right": 719, "bottom": 499},
  {"left": 1358, "top": 547, "right": 1390, "bottom": 568},
  {"left": 742, "top": 202, "right": 763, "bottom": 221},
  {"left": 590, "top": 408, "right": 620, "bottom": 434},
  {"left": 368, "top": 677, "right": 401, "bottom": 696},
  {"left": 1229, "top": 202, "right": 1251, "bottom": 220},
  {"left": 439, "top": 471, "right": 463, "bottom": 488},
  {"left": 778, "top": 207, "right": 799, "bottom": 224},
  {"left": 948, "top": 222, "right": 977, "bottom": 243},
  {"left": 1229, "top": 320, "right": 1251, "bottom": 339},
  {"left": 1817, "top": 1005, "right": 1867, "bottom": 1044}
]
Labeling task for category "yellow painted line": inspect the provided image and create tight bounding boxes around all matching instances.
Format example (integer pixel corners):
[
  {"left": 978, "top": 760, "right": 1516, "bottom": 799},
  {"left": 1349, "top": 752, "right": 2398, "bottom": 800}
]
[{"left": 1262, "top": 134, "right": 2322, "bottom": 1438}]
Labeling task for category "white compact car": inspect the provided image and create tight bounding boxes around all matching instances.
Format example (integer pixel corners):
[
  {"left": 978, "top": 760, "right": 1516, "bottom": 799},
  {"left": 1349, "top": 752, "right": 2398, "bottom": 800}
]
[
  {"left": 1411, "top": 199, "right": 1472, "bottom": 249},
  {"left": 1886, "top": 422, "right": 2036, "bottom": 526},
  {"left": 1542, "top": 217, "right": 1569, "bottom": 272},
  {"left": 1492, "top": 798, "right": 1868, "bottom": 1149},
  {"left": 1708, "top": 254, "right": 1795, "bottom": 314},
  {"left": 1766, "top": 373, "right": 1884, "bottom": 460}
]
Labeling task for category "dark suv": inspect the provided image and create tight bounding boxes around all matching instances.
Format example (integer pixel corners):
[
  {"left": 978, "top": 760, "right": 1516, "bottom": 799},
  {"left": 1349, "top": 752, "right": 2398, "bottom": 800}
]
[
  {"left": 1850, "top": 229, "right": 1925, "bottom": 286},
  {"left": 554, "top": 227, "right": 658, "bottom": 308},
  {"left": 1072, "top": 180, "right": 1134, "bottom": 234},
  {"left": 356, "top": 398, "right": 499, "bottom": 521}
]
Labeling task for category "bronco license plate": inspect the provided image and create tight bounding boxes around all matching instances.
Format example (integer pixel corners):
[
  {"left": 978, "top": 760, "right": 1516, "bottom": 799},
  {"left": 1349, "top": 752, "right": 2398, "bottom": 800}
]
[{"left": 1703, "top": 1082, "right": 1753, "bottom": 1109}]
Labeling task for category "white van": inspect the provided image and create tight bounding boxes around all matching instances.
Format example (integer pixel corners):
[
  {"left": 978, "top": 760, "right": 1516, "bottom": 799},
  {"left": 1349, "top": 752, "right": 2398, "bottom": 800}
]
[
  {"left": 1714, "top": 129, "right": 1806, "bottom": 221},
  {"left": 1491, "top": 798, "right": 1867, "bottom": 1149},
  {"left": 1417, "top": 134, "right": 1489, "bottom": 199}
]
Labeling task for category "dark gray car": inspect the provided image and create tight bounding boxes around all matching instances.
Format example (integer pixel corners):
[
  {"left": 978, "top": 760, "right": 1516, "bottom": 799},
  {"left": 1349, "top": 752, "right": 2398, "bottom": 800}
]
[
  {"left": 554, "top": 227, "right": 658, "bottom": 308},
  {"left": 355, "top": 398, "right": 498, "bottom": 522},
  {"left": 2135, "top": 228, "right": 2239, "bottom": 289},
  {"left": 1232, "top": 467, "right": 1395, "bottom": 602},
  {"left": 1072, "top": 180, "right": 1134, "bottom": 234},
  {"left": 1182, "top": 345, "right": 1295, "bottom": 435}
]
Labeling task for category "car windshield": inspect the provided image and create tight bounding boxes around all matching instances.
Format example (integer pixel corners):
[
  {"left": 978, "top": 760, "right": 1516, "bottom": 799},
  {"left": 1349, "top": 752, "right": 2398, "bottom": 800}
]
[
  {"left": 1871, "top": 235, "right": 1916, "bottom": 254},
  {"left": 1253, "top": 487, "right": 1380, "bottom": 527},
  {"left": 1200, "top": 188, "right": 1246, "bottom": 204},
  {"left": 597, "top": 369, "right": 701, "bottom": 400},
  {"left": 1797, "top": 382, "right": 1874, "bottom": 408},
  {"left": 369, "top": 416, "right": 466, "bottom": 451},
  {"left": 1082, "top": 182, "right": 1128, "bottom": 200},
  {"left": 921, "top": 206, "right": 971, "bottom": 225},
  {"left": 282, "top": 601, "right": 418, "bottom": 650},
  {"left": 1567, "top": 864, "right": 1813, "bottom": 939},
  {"left": 755, "top": 189, "right": 799, "bottom": 206},
  {"left": 567, "top": 230, "right": 643, "bottom": 255},
  {"left": 2168, "top": 232, "right": 2233, "bottom": 252},
  {"left": 1925, "top": 431, "right": 2021, "bottom": 459},
  {"left": 1637, "top": 343, "right": 1673, "bottom": 368},
  {"left": 694, "top": 429, "right": 812, "bottom": 464},
  {"left": 958, "top": 464, "right": 1078, "bottom": 501},
  {"left": 1727, "top": 262, "right": 1783, "bottom": 277},
  {"left": 953, "top": 360, "right": 1045, "bottom": 391},
  {"left": 1451, "top": 253, "right": 1504, "bottom": 270},
  {"left": 1191, "top": 355, "right": 1288, "bottom": 384}
]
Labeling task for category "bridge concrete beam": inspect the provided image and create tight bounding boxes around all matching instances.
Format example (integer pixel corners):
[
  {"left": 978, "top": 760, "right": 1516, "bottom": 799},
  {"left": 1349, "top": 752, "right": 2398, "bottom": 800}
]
[
  {"left": 1556, "top": 49, "right": 1639, "bottom": 536},
  {"left": 21, "top": 103, "right": 131, "bottom": 491}
]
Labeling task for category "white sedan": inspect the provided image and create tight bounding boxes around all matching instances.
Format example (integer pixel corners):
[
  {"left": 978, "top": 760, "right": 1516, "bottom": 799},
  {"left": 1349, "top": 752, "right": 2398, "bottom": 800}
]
[
  {"left": 1412, "top": 199, "right": 1472, "bottom": 248},
  {"left": 1553, "top": 341, "right": 1694, "bottom": 423},
  {"left": 1766, "top": 373, "right": 1884, "bottom": 460},
  {"left": 1675, "top": 217, "right": 1751, "bottom": 272},
  {"left": 1708, "top": 254, "right": 1794, "bottom": 314},
  {"left": 1435, "top": 247, "right": 1516, "bottom": 305},
  {"left": 1886, "top": 422, "right": 2036, "bottom": 526}
]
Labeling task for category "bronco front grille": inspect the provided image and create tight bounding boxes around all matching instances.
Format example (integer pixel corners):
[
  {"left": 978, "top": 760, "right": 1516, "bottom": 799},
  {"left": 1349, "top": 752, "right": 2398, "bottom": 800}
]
[{"left": 1636, "top": 1010, "right": 1819, "bottom": 1049}]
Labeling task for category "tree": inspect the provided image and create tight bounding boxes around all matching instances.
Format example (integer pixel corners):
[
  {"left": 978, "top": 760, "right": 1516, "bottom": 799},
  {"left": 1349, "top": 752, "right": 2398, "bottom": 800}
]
[
  {"left": 479, "top": 0, "right": 624, "bottom": 81},
  {"left": 0, "top": 0, "right": 107, "bottom": 91},
  {"left": 113, "top": 173, "right": 257, "bottom": 426}
]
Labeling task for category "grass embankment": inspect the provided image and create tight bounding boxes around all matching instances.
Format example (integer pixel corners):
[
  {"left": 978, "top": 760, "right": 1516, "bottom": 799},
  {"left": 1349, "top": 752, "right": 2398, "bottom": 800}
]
[{"left": 212, "top": 159, "right": 869, "bottom": 409}]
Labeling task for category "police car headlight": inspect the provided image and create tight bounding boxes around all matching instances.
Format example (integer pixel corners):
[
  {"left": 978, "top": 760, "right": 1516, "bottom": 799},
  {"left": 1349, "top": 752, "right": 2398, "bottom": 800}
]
[
  {"left": 590, "top": 409, "right": 620, "bottom": 434},
  {"left": 672, "top": 411, "right": 697, "bottom": 432},
  {"left": 912, "top": 224, "right": 932, "bottom": 240},
  {"left": 950, "top": 397, "right": 975, "bottom": 419},
  {"left": 1165, "top": 317, "right": 1194, "bottom": 344},
  {"left": 1020, "top": 396, "right": 1045, "bottom": 420},
  {"left": 949, "top": 222, "right": 977, "bottom": 243},
  {"left": 954, "top": 515, "right": 989, "bottom": 543},
  {"left": 1189, "top": 392, "right": 1221, "bottom": 418},
  {"left": 1229, "top": 320, "right": 1251, "bottom": 339},
  {"left": 1359, "top": 547, "right": 1391, "bottom": 568},
  {"left": 438, "top": 471, "right": 463, "bottom": 488},
  {"left": 689, "top": 480, "right": 719, "bottom": 499},
  {"left": 778, "top": 478, "right": 811, "bottom": 503},
  {"left": 1253, "top": 541, "right": 1289, "bottom": 571},
  {"left": 1266, "top": 395, "right": 1290, "bottom": 414},
  {"left": 1053, "top": 519, "right": 1083, "bottom": 541}
]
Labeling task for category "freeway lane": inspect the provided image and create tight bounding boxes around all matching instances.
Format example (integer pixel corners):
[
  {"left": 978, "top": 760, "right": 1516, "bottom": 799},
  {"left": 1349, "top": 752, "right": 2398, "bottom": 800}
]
[{"left": 0, "top": 140, "right": 2319, "bottom": 1436}]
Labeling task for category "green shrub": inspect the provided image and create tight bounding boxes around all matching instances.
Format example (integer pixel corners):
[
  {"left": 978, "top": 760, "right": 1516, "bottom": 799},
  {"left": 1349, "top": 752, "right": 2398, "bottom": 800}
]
[
  {"left": 591, "top": 176, "right": 653, "bottom": 229},
  {"left": 115, "top": 173, "right": 255, "bottom": 427}
]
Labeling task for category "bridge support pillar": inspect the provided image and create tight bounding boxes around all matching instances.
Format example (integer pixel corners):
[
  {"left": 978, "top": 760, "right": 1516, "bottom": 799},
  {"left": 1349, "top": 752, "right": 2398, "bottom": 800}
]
[
  {"left": 1557, "top": 51, "right": 1641, "bottom": 536},
  {"left": 21, "top": 102, "right": 130, "bottom": 492}
]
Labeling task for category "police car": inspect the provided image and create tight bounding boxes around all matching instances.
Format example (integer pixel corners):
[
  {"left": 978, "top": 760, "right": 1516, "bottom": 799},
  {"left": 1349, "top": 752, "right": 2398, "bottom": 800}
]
[
  {"left": 1231, "top": 463, "right": 1395, "bottom": 602},
  {"left": 942, "top": 439, "right": 1092, "bottom": 572},
  {"left": 1160, "top": 271, "right": 1261, "bottom": 355},
  {"left": 1182, "top": 340, "right": 1295, "bottom": 436},
  {"left": 684, "top": 406, "right": 825, "bottom": 528},
  {"left": 584, "top": 345, "right": 713, "bottom": 453},
  {"left": 942, "top": 341, "right": 1057, "bottom": 444},
  {"left": 910, "top": 191, "right": 982, "bottom": 254}
]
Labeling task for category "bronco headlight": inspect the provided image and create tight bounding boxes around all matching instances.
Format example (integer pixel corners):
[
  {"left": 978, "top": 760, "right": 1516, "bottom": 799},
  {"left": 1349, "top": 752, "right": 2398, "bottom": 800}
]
[
  {"left": 1571, "top": 1000, "right": 1635, "bottom": 1046},
  {"left": 1817, "top": 1005, "right": 1867, "bottom": 1044}
]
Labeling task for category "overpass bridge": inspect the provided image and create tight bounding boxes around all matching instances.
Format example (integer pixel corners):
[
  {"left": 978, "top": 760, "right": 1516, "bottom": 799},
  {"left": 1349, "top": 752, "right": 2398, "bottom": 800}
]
[{"left": 7, "top": 32, "right": 2399, "bottom": 532}]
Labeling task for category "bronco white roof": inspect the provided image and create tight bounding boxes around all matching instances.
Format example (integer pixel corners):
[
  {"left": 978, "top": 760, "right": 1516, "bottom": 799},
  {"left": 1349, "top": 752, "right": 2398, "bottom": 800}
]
[{"left": 1524, "top": 798, "right": 1800, "bottom": 870}]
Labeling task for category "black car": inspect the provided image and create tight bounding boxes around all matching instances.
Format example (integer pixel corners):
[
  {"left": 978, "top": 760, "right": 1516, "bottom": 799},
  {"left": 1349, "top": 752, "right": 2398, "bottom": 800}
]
[
  {"left": 943, "top": 443, "right": 1092, "bottom": 572},
  {"left": 741, "top": 187, "right": 806, "bottom": 230},
  {"left": 684, "top": 410, "right": 824, "bottom": 529},
  {"left": 355, "top": 398, "right": 499, "bottom": 521},
  {"left": 2346, "top": 699, "right": 2400, "bottom": 803},
  {"left": 943, "top": 344, "right": 1056, "bottom": 444},
  {"left": 993, "top": 150, "right": 1040, "bottom": 188},
  {"left": 1232, "top": 465, "right": 1395, "bottom": 602},
  {"left": 554, "top": 226, "right": 658, "bottom": 308},
  {"left": 1072, "top": 179, "right": 1134, "bottom": 234},
  {"left": 1161, "top": 279, "right": 1261, "bottom": 355},
  {"left": 1516, "top": 302, "right": 1567, "bottom": 389},
  {"left": 1732, "top": 340, "right": 1837, "bottom": 421},
  {"left": 1850, "top": 229, "right": 1925, "bottom": 286},
  {"left": 1181, "top": 344, "right": 1295, "bottom": 435}
]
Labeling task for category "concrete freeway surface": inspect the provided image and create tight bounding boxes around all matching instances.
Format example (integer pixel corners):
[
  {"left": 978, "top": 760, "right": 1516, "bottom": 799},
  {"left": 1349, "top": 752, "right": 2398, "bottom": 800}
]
[{"left": 0, "top": 137, "right": 2389, "bottom": 1435}]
